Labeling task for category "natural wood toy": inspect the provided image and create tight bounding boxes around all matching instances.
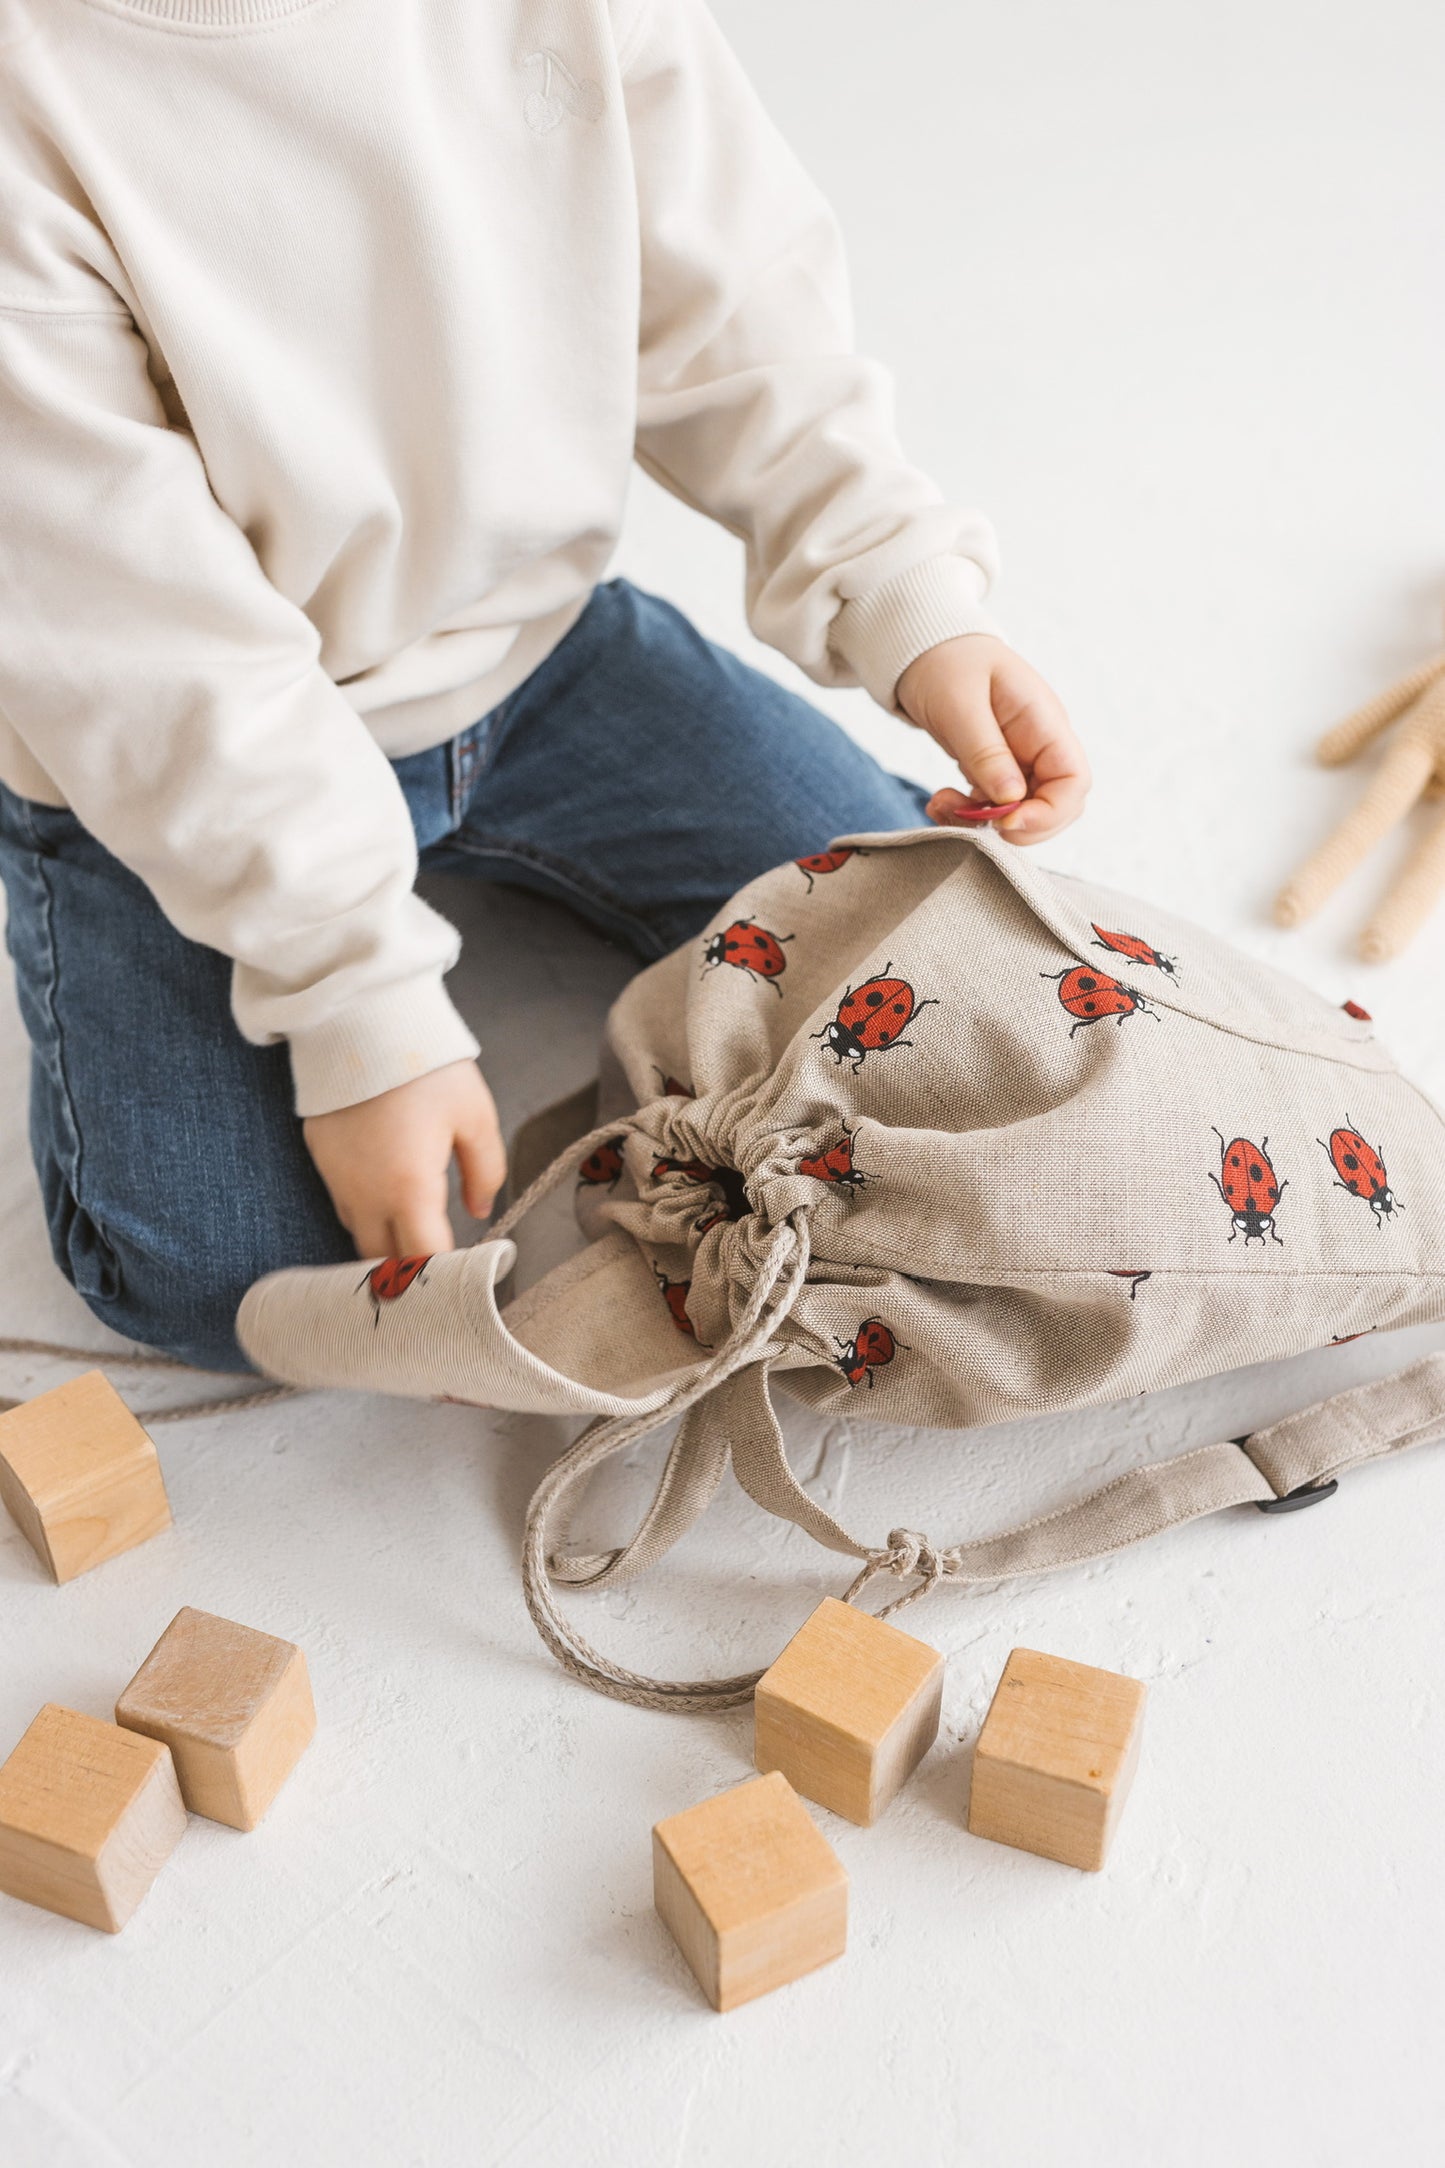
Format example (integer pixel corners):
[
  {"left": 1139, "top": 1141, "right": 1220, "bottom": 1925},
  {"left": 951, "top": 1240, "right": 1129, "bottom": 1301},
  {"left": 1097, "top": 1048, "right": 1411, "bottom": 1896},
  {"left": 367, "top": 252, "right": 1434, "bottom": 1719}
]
[
  {"left": 116, "top": 1607, "right": 316, "bottom": 1831},
  {"left": 1275, "top": 649, "right": 1445, "bottom": 959},
  {"left": 967, "top": 1646, "right": 1146, "bottom": 1872},
  {"left": 0, "top": 1704, "right": 187, "bottom": 1932},
  {"left": 0, "top": 1369, "right": 172, "bottom": 1583},
  {"left": 653, "top": 1771, "right": 847, "bottom": 2012},
  {"left": 754, "top": 1595, "right": 944, "bottom": 1825}
]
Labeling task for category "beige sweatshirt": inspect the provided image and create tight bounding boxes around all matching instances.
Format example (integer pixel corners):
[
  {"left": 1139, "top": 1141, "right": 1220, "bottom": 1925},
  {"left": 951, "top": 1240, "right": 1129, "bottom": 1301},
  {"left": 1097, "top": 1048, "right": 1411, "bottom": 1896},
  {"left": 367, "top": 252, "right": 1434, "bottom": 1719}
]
[{"left": 0, "top": 0, "right": 1000, "bottom": 1117}]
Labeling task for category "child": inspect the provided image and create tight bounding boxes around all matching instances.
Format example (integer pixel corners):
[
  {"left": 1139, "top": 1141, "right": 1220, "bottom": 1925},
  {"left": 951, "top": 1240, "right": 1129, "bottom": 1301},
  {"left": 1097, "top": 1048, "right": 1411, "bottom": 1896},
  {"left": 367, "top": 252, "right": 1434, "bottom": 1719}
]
[{"left": 0, "top": 0, "right": 1088, "bottom": 1374}]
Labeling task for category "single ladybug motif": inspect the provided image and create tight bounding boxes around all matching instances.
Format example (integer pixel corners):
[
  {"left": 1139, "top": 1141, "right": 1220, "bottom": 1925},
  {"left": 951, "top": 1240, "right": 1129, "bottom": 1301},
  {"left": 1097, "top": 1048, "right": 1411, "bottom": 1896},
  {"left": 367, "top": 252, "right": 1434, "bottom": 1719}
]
[
  {"left": 834, "top": 1316, "right": 907, "bottom": 1388},
  {"left": 812, "top": 964, "right": 939, "bottom": 1068},
  {"left": 653, "top": 1155, "right": 717, "bottom": 1185},
  {"left": 1042, "top": 965, "right": 1159, "bottom": 1037},
  {"left": 655, "top": 1070, "right": 695, "bottom": 1098},
  {"left": 1340, "top": 1000, "right": 1372, "bottom": 1022},
  {"left": 1108, "top": 1269, "right": 1153, "bottom": 1300},
  {"left": 358, "top": 1253, "right": 431, "bottom": 1323},
  {"left": 1209, "top": 1129, "right": 1288, "bottom": 1245},
  {"left": 654, "top": 1263, "right": 698, "bottom": 1338},
  {"left": 797, "top": 1122, "right": 868, "bottom": 1193},
  {"left": 578, "top": 1137, "right": 626, "bottom": 1188},
  {"left": 1319, "top": 1118, "right": 1402, "bottom": 1225},
  {"left": 701, "top": 917, "right": 793, "bottom": 994},
  {"left": 796, "top": 848, "right": 859, "bottom": 892},
  {"left": 1091, "top": 924, "right": 1179, "bottom": 979}
]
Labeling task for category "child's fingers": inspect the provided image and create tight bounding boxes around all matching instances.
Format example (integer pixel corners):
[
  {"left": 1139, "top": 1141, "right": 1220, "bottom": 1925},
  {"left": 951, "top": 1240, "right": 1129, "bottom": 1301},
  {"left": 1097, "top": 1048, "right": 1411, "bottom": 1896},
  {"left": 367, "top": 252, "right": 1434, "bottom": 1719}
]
[
  {"left": 386, "top": 1197, "right": 457, "bottom": 1258},
  {"left": 997, "top": 759, "right": 1091, "bottom": 841},
  {"left": 995, "top": 714, "right": 1092, "bottom": 842},
  {"left": 456, "top": 1117, "right": 508, "bottom": 1222},
  {"left": 945, "top": 716, "right": 1029, "bottom": 808}
]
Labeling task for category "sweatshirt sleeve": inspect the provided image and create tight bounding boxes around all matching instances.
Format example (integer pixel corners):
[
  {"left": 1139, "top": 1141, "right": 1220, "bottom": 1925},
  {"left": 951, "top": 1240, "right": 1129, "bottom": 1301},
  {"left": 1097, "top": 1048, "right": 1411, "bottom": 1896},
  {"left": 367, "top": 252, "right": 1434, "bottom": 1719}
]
[
  {"left": 0, "top": 295, "right": 481, "bottom": 1119},
  {"left": 619, "top": 0, "right": 1003, "bottom": 718}
]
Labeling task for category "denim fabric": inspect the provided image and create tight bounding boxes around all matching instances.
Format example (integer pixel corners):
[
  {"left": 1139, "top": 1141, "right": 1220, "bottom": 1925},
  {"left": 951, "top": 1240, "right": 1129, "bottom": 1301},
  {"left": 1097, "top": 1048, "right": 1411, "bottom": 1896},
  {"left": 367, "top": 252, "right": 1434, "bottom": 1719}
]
[{"left": 0, "top": 577, "right": 931, "bottom": 1370}]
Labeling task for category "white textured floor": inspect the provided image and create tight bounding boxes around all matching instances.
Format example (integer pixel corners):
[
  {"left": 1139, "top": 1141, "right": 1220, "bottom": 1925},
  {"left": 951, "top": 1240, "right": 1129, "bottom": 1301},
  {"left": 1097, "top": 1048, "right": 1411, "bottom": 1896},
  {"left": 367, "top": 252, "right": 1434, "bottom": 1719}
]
[{"left": 4, "top": 2, "right": 1445, "bottom": 2162}]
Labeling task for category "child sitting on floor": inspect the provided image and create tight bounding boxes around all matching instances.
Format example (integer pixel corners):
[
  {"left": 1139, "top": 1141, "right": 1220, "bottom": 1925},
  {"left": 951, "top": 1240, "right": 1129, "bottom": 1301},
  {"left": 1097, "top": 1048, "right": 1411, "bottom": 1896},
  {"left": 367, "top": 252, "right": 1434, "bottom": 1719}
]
[{"left": 0, "top": 0, "right": 1088, "bottom": 1372}]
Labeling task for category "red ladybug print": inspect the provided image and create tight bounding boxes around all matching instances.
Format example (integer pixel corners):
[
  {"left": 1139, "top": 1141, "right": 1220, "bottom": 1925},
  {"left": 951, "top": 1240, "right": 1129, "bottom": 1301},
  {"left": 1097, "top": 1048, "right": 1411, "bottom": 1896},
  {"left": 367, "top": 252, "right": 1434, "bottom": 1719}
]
[
  {"left": 358, "top": 1253, "right": 431, "bottom": 1323},
  {"left": 797, "top": 1122, "right": 868, "bottom": 1193},
  {"left": 653, "top": 1155, "right": 717, "bottom": 1185},
  {"left": 701, "top": 918, "right": 793, "bottom": 995},
  {"left": 1341, "top": 1000, "right": 1372, "bottom": 1022},
  {"left": 1108, "top": 1269, "right": 1153, "bottom": 1300},
  {"left": 1042, "top": 965, "right": 1159, "bottom": 1037},
  {"left": 1091, "top": 925, "right": 1179, "bottom": 980},
  {"left": 1319, "top": 1118, "right": 1403, "bottom": 1226},
  {"left": 1209, "top": 1129, "right": 1288, "bottom": 1245},
  {"left": 655, "top": 1070, "right": 695, "bottom": 1098},
  {"left": 796, "top": 848, "right": 858, "bottom": 892},
  {"left": 812, "top": 965, "right": 939, "bottom": 1067},
  {"left": 834, "top": 1316, "right": 907, "bottom": 1389},
  {"left": 578, "top": 1137, "right": 626, "bottom": 1188},
  {"left": 653, "top": 1263, "right": 698, "bottom": 1338}
]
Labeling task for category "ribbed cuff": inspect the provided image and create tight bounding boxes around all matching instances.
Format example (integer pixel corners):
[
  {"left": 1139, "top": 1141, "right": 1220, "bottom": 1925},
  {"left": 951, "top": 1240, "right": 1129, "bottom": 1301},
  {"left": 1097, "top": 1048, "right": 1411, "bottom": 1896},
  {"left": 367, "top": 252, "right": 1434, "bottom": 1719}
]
[
  {"left": 829, "top": 554, "right": 1004, "bottom": 716},
  {"left": 287, "top": 974, "right": 482, "bottom": 1119}
]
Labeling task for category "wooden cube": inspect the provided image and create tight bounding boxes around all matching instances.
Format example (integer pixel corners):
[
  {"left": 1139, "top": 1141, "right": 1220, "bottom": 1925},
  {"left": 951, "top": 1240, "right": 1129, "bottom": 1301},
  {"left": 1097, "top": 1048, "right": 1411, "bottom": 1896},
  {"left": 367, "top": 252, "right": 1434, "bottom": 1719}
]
[
  {"left": 0, "top": 1370, "right": 172, "bottom": 1583},
  {"left": 968, "top": 1646, "right": 1147, "bottom": 1871},
  {"left": 653, "top": 1771, "right": 847, "bottom": 2012},
  {"left": 754, "top": 1596, "right": 944, "bottom": 1825},
  {"left": 116, "top": 1607, "right": 316, "bottom": 1831},
  {"left": 0, "top": 1704, "right": 186, "bottom": 1932}
]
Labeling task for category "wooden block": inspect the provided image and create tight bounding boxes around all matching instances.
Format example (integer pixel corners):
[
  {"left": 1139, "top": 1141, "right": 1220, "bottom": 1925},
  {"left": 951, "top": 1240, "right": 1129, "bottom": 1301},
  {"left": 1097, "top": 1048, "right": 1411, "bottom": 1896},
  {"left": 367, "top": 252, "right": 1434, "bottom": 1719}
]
[
  {"left": 753, "top": 1596, "right": 944, "bottom": 1824},
  {"left": 0, "top": 1704, "right": 186, "bottom": 1932},
  {"left": 0, "top": 1370, "right": 172, "bottom": 1583},
  {"left": 653, "top": 1771, "right": 847, "bottom": 2012},
  {"left": 116, "top": 1606, "right": 316, "bottom": 1831},
  {"left": 967, "top": 1646, "right": 1147, "bottom": 1871}
]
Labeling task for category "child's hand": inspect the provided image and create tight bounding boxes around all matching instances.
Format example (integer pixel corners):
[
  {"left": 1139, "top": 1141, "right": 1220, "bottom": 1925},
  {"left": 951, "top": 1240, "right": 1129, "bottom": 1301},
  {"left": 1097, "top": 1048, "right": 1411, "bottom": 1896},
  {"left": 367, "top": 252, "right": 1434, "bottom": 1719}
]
[
  {"left": 895, "top": 634, "right": 1091, "bottom": 844},
  {"left": 302, "top": 1059, "right": 507, "bottom": 1259}
]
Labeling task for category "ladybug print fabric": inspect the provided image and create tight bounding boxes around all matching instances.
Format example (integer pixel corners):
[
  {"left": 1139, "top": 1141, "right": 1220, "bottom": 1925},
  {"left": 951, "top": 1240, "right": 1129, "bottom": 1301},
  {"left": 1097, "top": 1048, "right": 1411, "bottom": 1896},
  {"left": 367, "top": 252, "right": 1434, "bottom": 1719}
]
[
  {"left": 654, "top": 1264, "right": 699, "bottom": 1339},
  {"left": 813, "top": 969, "right": 938, "bottom": 1067},
  {"left": 358, "top": 1254, "right": 431, "bottom": 1324},
  {"left": 701, "top": 918, "right": 792, "bottom": 993},
  {"left": 795, "top": 848, "right": 859, "bottom": 891},
  {"left": 834, "top": 1318, "right": 906, "bottom": 1388},
  {"left": 578, "top": 1138, "right": 626, "bottom": 1188},
  {"left": 1210, "top": 1130, "right": 1288, "bottom": 1245},
  {"left": 797, "top": 1123, "right": 868, "bottom": 1193},
  {"left": 1320, "top": 1119, "right": 1402, "bottom": 1225},
  {"left": 241, "top": 820, "right": 1445, "bottom": 1598},
  {"left": 1091, "top": 925, "right": 1179, "bottom": 979},
  {"left": 1043, "top": 965, "right": 1158, "bottom": 1037}
]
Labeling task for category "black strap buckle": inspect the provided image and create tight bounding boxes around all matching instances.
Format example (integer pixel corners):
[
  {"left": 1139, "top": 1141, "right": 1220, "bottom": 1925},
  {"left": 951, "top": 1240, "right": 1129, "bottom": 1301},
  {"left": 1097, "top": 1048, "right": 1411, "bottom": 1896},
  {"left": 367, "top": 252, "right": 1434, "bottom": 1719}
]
[
  {"left": 1256, "top": 1477, "right": 1339, "bottom": 1513},
  {"left": 1232, "top": 1439, "right": 1340, "bottom": 1513}
]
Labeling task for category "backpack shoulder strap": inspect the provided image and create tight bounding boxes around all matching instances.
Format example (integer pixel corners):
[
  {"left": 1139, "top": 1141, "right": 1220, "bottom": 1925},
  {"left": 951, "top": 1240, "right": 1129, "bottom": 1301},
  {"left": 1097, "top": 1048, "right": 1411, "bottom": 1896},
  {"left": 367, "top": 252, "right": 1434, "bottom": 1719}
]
[{"left": 522, "top": 1350, "right": 1445, "bottom": 1705}]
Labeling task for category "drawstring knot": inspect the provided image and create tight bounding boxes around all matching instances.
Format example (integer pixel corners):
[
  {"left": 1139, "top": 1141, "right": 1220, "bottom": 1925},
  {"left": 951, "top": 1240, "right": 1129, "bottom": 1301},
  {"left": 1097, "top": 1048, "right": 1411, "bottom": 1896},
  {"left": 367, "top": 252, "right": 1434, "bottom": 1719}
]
[{"left": 844, "top": 1525, "right": 956, "bottom": 1619}]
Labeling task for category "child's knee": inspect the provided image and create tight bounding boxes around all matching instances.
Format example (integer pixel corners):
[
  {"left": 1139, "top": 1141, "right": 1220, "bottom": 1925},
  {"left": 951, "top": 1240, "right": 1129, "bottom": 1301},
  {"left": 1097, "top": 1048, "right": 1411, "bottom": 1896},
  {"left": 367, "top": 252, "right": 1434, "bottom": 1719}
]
[
  {"left": 40, "top": 1184, "right": 281, "bottom": 1377},
  {"left": 71, "top": 1261, "right": 259, "bottom": 1377}
]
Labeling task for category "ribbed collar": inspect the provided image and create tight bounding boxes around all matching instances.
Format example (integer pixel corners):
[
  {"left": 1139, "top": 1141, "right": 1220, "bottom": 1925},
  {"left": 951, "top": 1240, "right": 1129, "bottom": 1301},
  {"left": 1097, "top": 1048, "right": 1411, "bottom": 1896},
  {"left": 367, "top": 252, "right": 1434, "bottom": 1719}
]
[{"left": 78, "top": 0, "right": 328, "bottom": 25}]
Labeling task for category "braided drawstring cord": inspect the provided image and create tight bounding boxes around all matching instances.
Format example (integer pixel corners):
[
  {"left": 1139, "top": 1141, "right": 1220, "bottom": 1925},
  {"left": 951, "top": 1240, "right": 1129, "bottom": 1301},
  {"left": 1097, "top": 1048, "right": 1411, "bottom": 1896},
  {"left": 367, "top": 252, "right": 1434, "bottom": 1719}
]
[
  {"left": 0, "top": 1335, "right": 300, "bottom": 1423},
  {"left": 518, "top": 1207, "right": 814, "bottom": 1713}
]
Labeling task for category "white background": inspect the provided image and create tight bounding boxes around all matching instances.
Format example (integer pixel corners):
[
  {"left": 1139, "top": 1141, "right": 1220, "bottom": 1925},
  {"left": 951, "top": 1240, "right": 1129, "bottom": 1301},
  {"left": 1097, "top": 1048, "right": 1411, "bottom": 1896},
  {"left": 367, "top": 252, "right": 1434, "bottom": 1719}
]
[{"left": 3, "top": 0, "right": 1445, "bottom": 2161}]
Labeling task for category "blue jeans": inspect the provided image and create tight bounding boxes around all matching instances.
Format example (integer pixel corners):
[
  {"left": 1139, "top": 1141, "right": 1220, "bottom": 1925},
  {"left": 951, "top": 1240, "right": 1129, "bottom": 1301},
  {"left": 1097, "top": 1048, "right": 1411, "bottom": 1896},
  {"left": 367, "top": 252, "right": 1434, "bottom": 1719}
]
[{"left": 0, "top": 578, "right": 930, "bottom": 1372}]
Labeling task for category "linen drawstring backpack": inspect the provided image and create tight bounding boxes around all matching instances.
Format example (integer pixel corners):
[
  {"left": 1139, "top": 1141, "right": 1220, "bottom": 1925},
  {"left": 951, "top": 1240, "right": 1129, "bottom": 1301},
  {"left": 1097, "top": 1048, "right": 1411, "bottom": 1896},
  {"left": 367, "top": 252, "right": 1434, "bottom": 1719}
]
[{"left": 236, "top": 825, "right": 1445, "bottom": 1709}]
